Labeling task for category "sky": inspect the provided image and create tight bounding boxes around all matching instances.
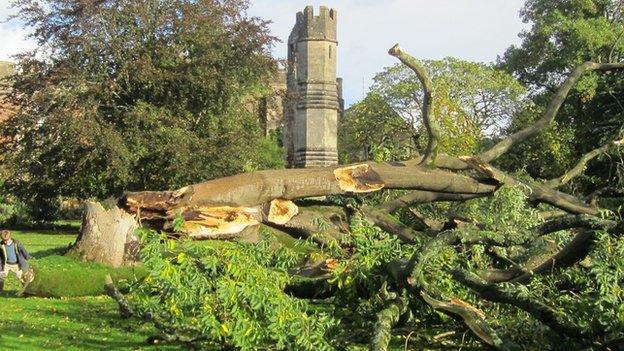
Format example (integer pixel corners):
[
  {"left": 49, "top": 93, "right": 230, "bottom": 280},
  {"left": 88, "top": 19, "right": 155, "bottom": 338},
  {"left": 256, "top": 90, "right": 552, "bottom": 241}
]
[{"left": 0, "top": 0, "right": 529, "bottom": 106}]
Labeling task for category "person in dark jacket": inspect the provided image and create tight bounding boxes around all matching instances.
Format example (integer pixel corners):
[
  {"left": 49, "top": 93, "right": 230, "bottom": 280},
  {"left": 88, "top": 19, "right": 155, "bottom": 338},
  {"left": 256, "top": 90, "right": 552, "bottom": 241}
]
[{"left": 0, "top": 229, "right": 34, "bottom": 293}]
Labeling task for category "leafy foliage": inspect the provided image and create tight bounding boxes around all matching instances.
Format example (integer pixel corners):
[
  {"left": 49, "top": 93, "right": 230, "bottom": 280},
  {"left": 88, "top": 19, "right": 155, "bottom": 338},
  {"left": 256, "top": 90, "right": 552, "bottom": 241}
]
[
  {"left": 339, "top": 58, "right": 526, "bottom": 162},
  {"left": 499, "top": 0, "right": 624, "bottom": 188},
  {"left": 127, "top": 229, "right": 335, "bottom": 350},
  {"left": 1, "top": 0, "right": 278, "bottom": 218},
  {"left": 409, "top": 186, "right": 624, "bottom": 348}
]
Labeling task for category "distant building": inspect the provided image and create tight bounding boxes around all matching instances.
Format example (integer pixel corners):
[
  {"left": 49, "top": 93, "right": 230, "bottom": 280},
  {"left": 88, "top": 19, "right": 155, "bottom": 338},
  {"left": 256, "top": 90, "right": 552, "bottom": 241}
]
[{"left": 258, "top": 6, "right": 343, "bottom": 168}]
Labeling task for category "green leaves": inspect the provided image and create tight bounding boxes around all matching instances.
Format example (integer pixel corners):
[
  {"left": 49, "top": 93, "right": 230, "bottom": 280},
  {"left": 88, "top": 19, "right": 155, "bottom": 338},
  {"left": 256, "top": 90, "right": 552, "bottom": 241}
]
[
  {"left": 499, "top": 0, "right": 624, "bottom": 189},
  {"left": 128, "top": 229, "right": 335, "bottom": 350},
  {"left": 3, "top": 0, "right": 279, "bottom": 218},
  {"left": 339, "top": 58, "right": 526, "bottom": 163}
]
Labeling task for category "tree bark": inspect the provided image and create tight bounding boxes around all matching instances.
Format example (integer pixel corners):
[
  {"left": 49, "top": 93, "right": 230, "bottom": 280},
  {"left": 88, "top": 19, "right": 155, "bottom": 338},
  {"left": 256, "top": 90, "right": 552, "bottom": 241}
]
[
  {"left": 70, "top": 201, "right": 139, "bottom": 267},
  {"left": 121, "top": 163, "right": 497, "bottom": 213}
]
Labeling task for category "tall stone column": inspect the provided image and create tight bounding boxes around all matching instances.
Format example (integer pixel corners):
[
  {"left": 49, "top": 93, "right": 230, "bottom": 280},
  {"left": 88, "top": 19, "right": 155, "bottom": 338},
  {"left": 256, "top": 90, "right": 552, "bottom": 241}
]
[{"left": 286, "top": 6, "right": 340, "bottom": 168}]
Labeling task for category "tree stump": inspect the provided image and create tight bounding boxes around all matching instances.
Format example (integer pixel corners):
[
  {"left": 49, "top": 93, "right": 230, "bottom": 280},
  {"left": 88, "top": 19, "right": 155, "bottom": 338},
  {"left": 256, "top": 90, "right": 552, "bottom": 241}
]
[{"left": 70, "top": 201, "right": 139, "bottom": 267}]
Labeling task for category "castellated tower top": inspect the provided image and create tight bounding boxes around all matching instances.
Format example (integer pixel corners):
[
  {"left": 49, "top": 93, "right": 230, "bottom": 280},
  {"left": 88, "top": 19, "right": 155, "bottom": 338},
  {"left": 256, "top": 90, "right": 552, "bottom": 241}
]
[{"left": 295, "top": 5, "right": 337, "bottom": 42}]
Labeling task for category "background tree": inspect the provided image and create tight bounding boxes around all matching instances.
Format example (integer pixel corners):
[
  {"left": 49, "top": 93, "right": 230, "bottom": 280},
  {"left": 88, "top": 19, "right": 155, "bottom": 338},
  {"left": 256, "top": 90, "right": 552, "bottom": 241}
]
[
  {"left": 500, "top": 0, "right": 624, "bottom": 190},
  {"left": 1, "top": 0, "right": 279, "bottom": 219},
  {"left": 340, "top": 58, "right": 526, "bottom": 162},
  {"left": 338, "top": 92, "right": 413, "bottom": 163}
]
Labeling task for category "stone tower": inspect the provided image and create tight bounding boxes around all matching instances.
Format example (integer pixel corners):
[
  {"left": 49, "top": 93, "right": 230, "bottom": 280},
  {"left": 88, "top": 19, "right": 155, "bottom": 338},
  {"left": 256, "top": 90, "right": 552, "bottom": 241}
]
[{"left": 284, "top": 5, "right": 341, "bottom": 168}]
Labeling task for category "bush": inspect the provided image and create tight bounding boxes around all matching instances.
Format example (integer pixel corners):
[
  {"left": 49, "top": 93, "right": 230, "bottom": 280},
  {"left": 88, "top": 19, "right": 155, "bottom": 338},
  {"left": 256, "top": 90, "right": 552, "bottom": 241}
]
[{"left": 0, "top": 179, "right": 33, "bottom": 227}]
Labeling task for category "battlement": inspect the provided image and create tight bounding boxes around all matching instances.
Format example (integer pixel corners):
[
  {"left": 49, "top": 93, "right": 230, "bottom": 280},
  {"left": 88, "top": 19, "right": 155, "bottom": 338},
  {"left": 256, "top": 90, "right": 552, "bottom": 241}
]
[{"left": 295, "top": 5, "right": 337, "bottom": 42}]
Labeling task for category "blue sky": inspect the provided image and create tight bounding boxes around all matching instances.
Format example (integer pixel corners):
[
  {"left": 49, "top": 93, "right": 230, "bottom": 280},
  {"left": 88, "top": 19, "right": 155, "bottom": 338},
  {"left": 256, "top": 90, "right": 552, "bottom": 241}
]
[{"left": 1, "top": 0, "right": 528, "bottom": 106}]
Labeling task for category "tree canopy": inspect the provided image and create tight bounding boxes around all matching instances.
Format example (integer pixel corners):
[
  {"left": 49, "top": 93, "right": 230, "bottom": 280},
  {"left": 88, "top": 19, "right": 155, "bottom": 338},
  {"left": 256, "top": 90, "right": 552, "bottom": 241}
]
[
  {"left": 1, "top": 0, "right": 279, "bottom": 218},
  {"left": 500, "top": 0, "right": 624, "bottom": 188},
  {"left": 340, "top": 58, "right": 526, "bottom": 162}
]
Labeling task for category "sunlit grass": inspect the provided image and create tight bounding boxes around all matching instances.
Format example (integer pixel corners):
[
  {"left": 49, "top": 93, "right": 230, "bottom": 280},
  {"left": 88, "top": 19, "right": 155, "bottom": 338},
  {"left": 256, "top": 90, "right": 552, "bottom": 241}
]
[{"left": 0, "top": 229, "right": 174, "bottom": 350}]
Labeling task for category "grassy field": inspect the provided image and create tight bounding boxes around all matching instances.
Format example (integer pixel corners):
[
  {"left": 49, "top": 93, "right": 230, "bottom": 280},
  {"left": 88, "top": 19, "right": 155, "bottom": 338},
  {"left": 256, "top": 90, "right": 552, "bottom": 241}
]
[{"left": 0, "top": 228, "right": 180, "bottom": 350}]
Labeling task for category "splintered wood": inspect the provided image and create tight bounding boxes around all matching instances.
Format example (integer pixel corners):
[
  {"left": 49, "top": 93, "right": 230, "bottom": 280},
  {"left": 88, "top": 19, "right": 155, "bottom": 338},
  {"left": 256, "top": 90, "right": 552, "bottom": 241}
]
[
  {"left": 458, "top": 156, "right": 496, "bottom": 179},
  {"left": 266, "top": 199, "right": 299, "bottom": 225},
  {"left": 333, "top": 164, "right": 385, "bottom": 193},
  {"left": 173, "top": 206, "right": 260, "bottom": 239}
]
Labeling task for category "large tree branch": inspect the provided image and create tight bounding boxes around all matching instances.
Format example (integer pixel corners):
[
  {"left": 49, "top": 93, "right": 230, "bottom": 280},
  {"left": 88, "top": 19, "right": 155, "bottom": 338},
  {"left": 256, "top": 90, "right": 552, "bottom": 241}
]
[
  {"left": 121, "top": 163, "right": 498, "bottom": 220},
  {"left": 361, "top": 205, "right": 428, "bottom": 243},
  {"left": 380, "top": 190, "right": 487, "bottom": 213},
  {"left": 544, "top": 138, "right": 624, "bottom": 188},
  {"left": 370, "top": 285, "right": 410, "bottom": 351},
  {"left": 460, "top": 156, "right": 600, "bottom": 215},
  {"left": 389, "top": 44, "right": 439, "bottom": 166},
  {"left": 480, "top": 62, "right": 624, "bottom": 162},
  {"left": 460, "top": 214, "right": 620, "bottom": 247},
  {"left": 452, "top": 270, "right": 587, "bottom": 338},
  {"left": 510, "top": 230, "right": 597, "bottom": 284}
]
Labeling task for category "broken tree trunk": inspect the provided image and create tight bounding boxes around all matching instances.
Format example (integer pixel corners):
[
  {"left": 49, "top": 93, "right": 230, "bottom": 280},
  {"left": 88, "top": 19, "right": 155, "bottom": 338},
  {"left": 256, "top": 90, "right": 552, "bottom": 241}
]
[
  {"left": 69, "top": 201, "right": 140, "bottom": 267},
  {"left": 119, "top": 162, "right": 498, "bottom": 234}
]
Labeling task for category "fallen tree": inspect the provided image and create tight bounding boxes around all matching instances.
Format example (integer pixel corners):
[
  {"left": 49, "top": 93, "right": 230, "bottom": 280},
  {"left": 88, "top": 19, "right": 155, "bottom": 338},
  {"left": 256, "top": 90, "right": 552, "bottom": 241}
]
[{"left": 92, "top": 45, "right": 624, "bottom": 350}]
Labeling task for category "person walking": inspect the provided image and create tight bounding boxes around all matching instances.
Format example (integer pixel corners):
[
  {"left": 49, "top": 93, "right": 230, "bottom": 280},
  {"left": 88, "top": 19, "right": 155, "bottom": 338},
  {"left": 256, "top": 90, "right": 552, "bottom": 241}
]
[{"left": 0, "top": 230, "right": 34, "bottom": 294}]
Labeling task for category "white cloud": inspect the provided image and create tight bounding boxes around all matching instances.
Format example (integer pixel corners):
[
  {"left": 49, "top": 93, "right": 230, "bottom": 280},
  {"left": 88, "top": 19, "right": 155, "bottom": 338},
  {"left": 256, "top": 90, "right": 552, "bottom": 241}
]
[
  {"left": 0, "top": 2, "right": 37, "bottom": 62},
  {"left": 0, "top": 25, "right": 36, "bottom": 61}
]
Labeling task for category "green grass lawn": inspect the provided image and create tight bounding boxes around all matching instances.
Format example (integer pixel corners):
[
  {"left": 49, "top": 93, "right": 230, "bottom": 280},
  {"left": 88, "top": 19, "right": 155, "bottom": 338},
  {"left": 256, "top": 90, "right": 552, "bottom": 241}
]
[{"left": 0, "top": 229, "right": 181, "bottom": 350}]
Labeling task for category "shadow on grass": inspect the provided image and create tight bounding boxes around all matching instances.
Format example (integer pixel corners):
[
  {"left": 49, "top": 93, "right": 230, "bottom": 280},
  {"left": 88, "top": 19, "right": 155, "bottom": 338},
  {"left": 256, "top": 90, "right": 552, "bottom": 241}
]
[
  {"left": 0, "top": 296, "right": 181, "bottom": 350},
  {"left": 30, "top": 246, "right": 70, "bottom": 259},
  {"left": 5, "top": 221, "right": 81, "bottom": 234}
]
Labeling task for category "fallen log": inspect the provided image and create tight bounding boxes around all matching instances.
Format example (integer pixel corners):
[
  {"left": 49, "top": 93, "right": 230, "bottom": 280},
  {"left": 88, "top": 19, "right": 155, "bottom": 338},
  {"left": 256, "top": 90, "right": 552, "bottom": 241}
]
[{"left": 120, "top": 163, "right": 498, "bottom": 217}]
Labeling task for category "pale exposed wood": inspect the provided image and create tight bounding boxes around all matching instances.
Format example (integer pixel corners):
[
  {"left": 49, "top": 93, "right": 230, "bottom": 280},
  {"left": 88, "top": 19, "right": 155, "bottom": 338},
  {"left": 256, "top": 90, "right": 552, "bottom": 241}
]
[
  {"left": 333, "top": 164, "right": 385, "bottom": 193},
  {"left": 265, "top": 199, "right": 299, "bottom": 225},
  {"left": 170, "top": 206, "right": 261, "bottom": 240},
  {"left": 71, "top": 201, "right": 139, "bottom": 267}
]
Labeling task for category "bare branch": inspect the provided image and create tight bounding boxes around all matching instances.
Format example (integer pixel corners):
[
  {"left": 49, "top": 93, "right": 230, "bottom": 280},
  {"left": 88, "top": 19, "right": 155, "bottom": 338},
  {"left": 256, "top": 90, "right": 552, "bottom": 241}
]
[
  {"left": 389, "top": 44, "right": 439, "bottom": 166},
  {"left": 544, "top": 138, "right": 624, "bottom": 188},
  {"left": 480, "top": 62, "right": 624, "bottom": 162}
]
